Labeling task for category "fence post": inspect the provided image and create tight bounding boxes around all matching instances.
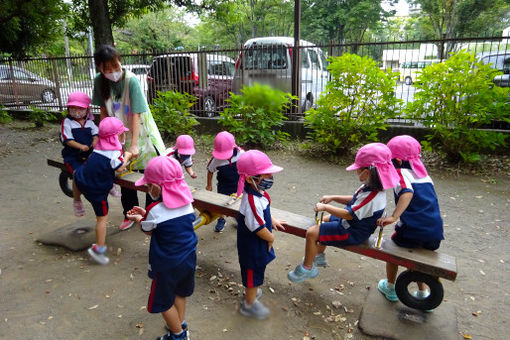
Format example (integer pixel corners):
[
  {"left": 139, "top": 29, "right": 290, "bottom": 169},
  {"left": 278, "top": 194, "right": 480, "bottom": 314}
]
[
  {"left": 439, "top": 33, "right": 446, "bottom": 61},
  {"left": 51, "top": 58, "right": 63, "bottom": 111},
  {"left": 8, "top": 59, "right": 20, "bottom": 106}
]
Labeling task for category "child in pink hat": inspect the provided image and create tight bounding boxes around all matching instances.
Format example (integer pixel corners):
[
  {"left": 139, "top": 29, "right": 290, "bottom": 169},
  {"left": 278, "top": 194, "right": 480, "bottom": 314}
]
[
  {"left": 59, "top": 92, "right": 99, "bottom": 216},
  {"left": 126, "top": 156, "right": 196, "bottom": 340},
  {"left": 165, "top": 135, "right": 197, "bottom": 179},
  {"left": 73, "top": 117, "right": 132, "bottom": 265},
  {"left": 235, "top": 150, "right": 286, "bottom": 320},
  {"left": 206, "top": 131, "right": 244, "bottom": 232},
  {"left": 376, "top": 135, "right": 444, "bottom": 305},
  {"left": 288, "top": 143, "right": 399, "bottom": 283}
]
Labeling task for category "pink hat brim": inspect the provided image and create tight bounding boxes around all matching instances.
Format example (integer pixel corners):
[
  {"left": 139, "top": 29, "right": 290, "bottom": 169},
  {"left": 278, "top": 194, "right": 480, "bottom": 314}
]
[
  {"left": 346, "top": 163, "right": 361, "bottom": 171},
  {"left": 178, "top": 147, "right": 195, "bottom": 155},
  {"left": 135, "top": 176, "right": 149, "bottom": 187},
  {"left": 258, "top": 164, "right": 284, "bottom": 175},
  {"left": 212, "top": 149, "right": 233, "bottom": 160},
  {"left": 67, "top": 100, "right": 90, "bottom": 108}
]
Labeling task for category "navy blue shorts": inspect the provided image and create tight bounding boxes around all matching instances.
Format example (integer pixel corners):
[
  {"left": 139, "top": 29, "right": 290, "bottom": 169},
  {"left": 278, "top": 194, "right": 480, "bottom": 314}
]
[
  {"left": 392, "top": 230, "right": 441, "bottom": 250},
  {"left": 83, "top": 196, "right": 109, "bottom": 217},
  {"left": 240, "top": 265, "right": 266, "bottom": 288},
  {"left": 318, "top": 215, "right": 356, "bottom": 246},
  {"left": 147, "top": 252, "right": 196, "bottom": 314},
  {"left": 64, "top": 158, "right": 84, "bottom": 173}
]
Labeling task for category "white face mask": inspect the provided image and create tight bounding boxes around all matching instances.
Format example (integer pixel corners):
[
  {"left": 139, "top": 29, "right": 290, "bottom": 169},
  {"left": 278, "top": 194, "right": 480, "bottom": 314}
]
[{"left": 104, "top": 70, "right": 123, "bottom": 82}]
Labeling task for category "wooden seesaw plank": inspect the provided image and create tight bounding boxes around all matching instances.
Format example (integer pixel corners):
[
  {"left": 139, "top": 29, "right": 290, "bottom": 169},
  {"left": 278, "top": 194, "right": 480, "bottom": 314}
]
[{"left": 47, "top": 158, "right": 457, "bottom": 281}]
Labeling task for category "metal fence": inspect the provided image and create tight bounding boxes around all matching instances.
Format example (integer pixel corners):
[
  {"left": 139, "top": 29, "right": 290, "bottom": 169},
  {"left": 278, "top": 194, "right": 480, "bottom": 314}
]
[{"left": 1, "top": 35, "right": 508, "bottom": 125}]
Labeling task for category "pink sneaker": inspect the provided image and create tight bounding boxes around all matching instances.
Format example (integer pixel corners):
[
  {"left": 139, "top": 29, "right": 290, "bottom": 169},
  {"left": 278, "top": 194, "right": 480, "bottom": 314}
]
[
  {"left": 119, "top": 218, "right": 134, "bottom": 231},
  {"left": 73, "top": 200, "right": 85, "bottom": 217},
  {"left": 109, "top": 184, "right": 121, "bottom": 197}
]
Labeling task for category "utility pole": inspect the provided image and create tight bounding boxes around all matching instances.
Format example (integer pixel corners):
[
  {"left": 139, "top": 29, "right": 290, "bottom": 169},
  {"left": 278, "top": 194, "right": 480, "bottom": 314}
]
[
  {"left": 291, "top": 0, "right": 301, "bottom": 115},
  {"left": 63, "top": 20, "right": 73, "bottom": 83}
]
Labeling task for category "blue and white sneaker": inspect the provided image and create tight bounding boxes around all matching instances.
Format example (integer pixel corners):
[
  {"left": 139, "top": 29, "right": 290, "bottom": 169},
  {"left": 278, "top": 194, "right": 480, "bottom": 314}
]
[
  {"left": 413, "top": 290, "right": 434, "bottom": 312},
  {"left": 287, "top": 264, "right": 319, "bottom": 283},
  {"left": 378, "top": 279, "right": 398, "bottom": 302},
  {"left": 214, "top": 217, "right": 226, "bottom": 232},
  {"left": 87, "top": 244, "right": 109, "bottom": 265},
  {"left": 239, "top": 299, "right": 270, "bottom": 320},
  {"left": 156, "top": 330, "right": 188, "bottom": 340}
]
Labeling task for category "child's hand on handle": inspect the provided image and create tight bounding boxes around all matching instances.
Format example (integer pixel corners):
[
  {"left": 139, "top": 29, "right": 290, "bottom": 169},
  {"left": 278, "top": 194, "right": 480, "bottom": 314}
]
[
  {"left": 377, "top": 215, "right": 397, "bottom": 227},
  {"left": 127, "top": 145, "right": 139, "bottom": 159},
  {"left": 80, "top": 144, "right": 90, "bottom": 152},
  {"left": 272, "top": 218, "right": 287, "bottom": 231},
  {"left": 320, "top": 195, "right": 334, "bottom": 204},
  {"left": 314, "top": 202, "right": 327, "bottom": 213}
]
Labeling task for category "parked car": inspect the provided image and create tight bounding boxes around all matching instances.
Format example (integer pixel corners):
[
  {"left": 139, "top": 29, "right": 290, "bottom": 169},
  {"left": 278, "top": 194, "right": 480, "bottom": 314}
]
[
  {"left": 398, "top": 59, "right": 440, "bottom": 85},
  {"left": 147, "top": 54, "right": 235, "bottom": 117},
  {"left": 477, "top": 51, "right": 510, "bottom": 87},
  {"left": 0, "top": 65, "right": 57, "bottom": 104},
  {"left": 124, "top": 64, "right": 150, "bottom": 95},
  {"left": 232, "top": 36, "right": 330, "bottom": 113}
]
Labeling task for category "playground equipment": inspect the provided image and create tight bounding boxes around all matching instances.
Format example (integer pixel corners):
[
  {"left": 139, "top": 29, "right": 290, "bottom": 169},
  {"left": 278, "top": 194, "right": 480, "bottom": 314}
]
[{"left": 47, "top": 158, "right": 457, "bottom": 311}]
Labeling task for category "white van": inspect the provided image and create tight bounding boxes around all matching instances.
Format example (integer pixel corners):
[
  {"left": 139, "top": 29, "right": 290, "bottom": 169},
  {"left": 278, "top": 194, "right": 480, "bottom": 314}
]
[
  {"left": 398, "top": 59, "right": 440, "bottom": 85},
  {"left": 232, "top": 37, "right": 329, "bottom": 112}
]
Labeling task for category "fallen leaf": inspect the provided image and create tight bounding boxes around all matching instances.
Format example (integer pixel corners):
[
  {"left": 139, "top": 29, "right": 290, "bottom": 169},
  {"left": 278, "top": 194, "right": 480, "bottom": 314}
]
[
  {"left": 88, "top": 305, "right": 99, "bottom": 310},
  {"left": 209, "top": 275, "right": 217, "bottom": 281},
  {"left": 138, "top": 328, "right": 144, "bottom": 336},
  {"left": 463, "top": 334, "right": 472, "bottom": 339},
  {"left": 269, "top": 287, "right": 275, "bottom": 294},
  {"left": 136, "top": 323, "right": 144, "bottom": 328},
  {"left": 480, "top": 270, "right": 486, "bottom": 276},
  {"left": 222, "top": 329, "right": 228, "bottom": 332}
]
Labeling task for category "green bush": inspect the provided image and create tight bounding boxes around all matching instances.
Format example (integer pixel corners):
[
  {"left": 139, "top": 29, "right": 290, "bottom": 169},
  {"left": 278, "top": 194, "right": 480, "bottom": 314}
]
[
  {"left": 304, "top": 53, "right": 401, "bottom": 154},
  {"left": 405, "top": 51, "right": 510, "bottom": 162},
  {"left": 219, "top": 83, "right": 294, "bottom": 148},
  {"left": 28, "top": 106, "right": 60, "bottom": 128},
  {"left": 0, "top": 106, "right": 12, "bottom": 124},
  {"left": 150, "top": 91, "right": 199, "bottom": 140}
]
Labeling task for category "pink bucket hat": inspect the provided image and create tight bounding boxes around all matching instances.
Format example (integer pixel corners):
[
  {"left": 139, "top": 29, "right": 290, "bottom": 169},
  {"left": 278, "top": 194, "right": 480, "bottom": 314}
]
[
  {"left": 387, "top": 135, "right": 428, "bottom": 178},
  {"left": 66, "top": 92, "right": 91, "bottom": 108},
  {"left": 212, "top": 131, "right": 236, "bottom": 160},
  {"left": 135, "top": 156, "right": 193, "bottom": 209},
  {"left": 175, "top": 135, "right": 195, "bottom": 155},
  {"left": 94, "top": 117, "right": 129, "bottom": 151},
  {"left": 236, "top": 150, "right": 283, "bottom": 197},
  {"left": 346, "top": 143, "right": 400, "bottom": 190}
]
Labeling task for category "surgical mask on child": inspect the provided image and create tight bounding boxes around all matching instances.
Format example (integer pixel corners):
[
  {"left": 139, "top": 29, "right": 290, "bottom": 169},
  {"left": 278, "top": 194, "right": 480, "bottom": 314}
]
[
  {"left": 104, "top": 70, "right": 123, "bottom": 82},
  {"left": 254, "top": 176, "right": 274, "bottom": 191},
  {"left": 69, "top": 107, "right": 88, "bottom": 120}
]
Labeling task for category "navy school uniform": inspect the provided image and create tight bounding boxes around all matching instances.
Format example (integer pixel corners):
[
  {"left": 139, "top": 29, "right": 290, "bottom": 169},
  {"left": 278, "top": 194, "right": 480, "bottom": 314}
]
[
  {"left": 74, "top": 150, "right": 124, "bottom": 216},
  {"left": 60, "top": 116, "right": 98, "bottom": 172},
  {"left": 392, "top": 167, "right": 443, "bottom": 250},
  {"left": 236, "top": 185, "right": 275, "bottom": 288},
  {"left": 207, "top": 148, "right": 243, "bottom": 195},
  {"left": 167, "top": 147, "right": 193, "bottom": 168},
  {"left": 319, "top": 185, "right": 386, "bottom": 246},
  {"left": 141, "top": 202, "right": 198, "bottom": 313}
]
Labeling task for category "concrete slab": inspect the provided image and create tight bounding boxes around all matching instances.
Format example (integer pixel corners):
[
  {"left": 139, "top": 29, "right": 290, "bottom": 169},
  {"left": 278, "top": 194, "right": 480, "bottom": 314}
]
[
  {"left": 359, "top": 285, "right": 458, "bottom": 340},
  {"left": 36, "top": 222, "right": 122, "bottom": 251}
]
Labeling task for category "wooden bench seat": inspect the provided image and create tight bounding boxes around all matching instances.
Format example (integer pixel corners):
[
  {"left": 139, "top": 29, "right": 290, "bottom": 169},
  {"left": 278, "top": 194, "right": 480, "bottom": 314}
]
[{"left": 47, "top": 158, "right": 457, "bottom": 281}]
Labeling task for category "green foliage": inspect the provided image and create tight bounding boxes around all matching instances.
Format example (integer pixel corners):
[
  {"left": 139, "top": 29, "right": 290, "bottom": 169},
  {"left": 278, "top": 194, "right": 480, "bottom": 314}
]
[
  {"left": 304, "top": 53, "right": 401, "bottom": 154},
  {"left": 28, "top": 106, "right": 59, "bottom": 128},
  {"left": 0, "top": 0, "right": 67, "bottom": 57},
  {"left": 405, "top": 50, "right": 510, "bottom": 162},
  {"left": 219, "top": 83, "right": 294, "bottom": 149},
  {"left": 150, "top": 91, "right": 199, "bottom": 140},
  {"left": 0, "top": 107, "right": 13, "bottom": 124}
]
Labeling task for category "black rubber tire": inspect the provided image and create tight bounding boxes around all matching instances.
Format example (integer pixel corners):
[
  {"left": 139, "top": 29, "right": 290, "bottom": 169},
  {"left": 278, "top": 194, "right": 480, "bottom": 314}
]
[
  {"left": 59, "top": 171, "right": 74, "bottom": 198},
  {"left": 395, "top": 270, "right": 444, "bottom": 310}
]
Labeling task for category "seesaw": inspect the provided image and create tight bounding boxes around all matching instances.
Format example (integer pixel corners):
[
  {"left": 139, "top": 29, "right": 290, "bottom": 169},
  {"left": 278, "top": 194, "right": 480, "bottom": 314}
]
[{"left": 47, "top": 158, "right": 457, "bottom": 311}]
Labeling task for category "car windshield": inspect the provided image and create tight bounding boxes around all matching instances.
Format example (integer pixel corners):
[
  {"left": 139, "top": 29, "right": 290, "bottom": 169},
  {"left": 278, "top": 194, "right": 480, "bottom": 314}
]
[{"left": 244, "top": 45, "right": 288, "bottom": 70}]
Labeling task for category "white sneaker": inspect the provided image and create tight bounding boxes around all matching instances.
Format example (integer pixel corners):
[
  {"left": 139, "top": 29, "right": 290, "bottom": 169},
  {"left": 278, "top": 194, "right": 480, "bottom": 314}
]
[{"left": 88, "top": 244, "right": 109, "bottom": 265}]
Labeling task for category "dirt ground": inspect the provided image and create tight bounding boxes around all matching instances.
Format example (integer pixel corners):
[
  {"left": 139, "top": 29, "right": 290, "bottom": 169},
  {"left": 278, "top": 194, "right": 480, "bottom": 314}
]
[{"left": 0, "top": 121, "right": 509, "bottom": 340}]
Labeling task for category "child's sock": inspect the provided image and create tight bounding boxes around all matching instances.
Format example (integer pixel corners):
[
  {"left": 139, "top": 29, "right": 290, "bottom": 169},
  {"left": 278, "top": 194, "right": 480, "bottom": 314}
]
[
  {"left": 173, "top": 330, "right": 184, "bottom": 337},
  {"left": 94, "top": 244, "right": 107, "bottom": 253},
  {"left": 302, "top": 264, "right": 312, "bottom": 270},
  {"left": 416, "top": 289, "right": 428, "bottom": 298},
  {"left": 386, "top": 281, "right": 395, "bottom": 289}
]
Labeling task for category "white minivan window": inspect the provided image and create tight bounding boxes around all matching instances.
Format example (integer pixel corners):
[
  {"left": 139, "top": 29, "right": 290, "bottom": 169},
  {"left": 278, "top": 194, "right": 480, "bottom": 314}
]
[
  {"left": 245, "top": 46, "right": 288, "bottom": 70},
  {"left": 309, "top": 49, "right": 320, "bottom": 70}
]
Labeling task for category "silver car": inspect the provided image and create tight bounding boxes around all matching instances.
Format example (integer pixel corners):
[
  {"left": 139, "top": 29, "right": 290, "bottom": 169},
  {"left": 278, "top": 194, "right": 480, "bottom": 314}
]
[
  {"left": 0, "top": 65, "right": 57, "bottom": 104},
  {"left": 478, "top": 51, "right": 510, "bottom": 88}
]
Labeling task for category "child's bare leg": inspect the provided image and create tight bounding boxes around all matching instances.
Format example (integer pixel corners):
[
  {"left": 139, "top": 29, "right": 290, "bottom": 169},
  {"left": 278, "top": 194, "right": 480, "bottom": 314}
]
[
  {"left": 386, "top": 262, "right": 398, "bottom": 284},
  {"left": 304, "top": 225, "right": 321, "bottom": 267},
  {"left": 244, "top": 286, "right": 258, "bottom": 305},
  {"left": 95, "top": 215, "right": 108, "bottom": 247},
  {"left": 72, "top": 179, "right": 81, "bottom": 201},
  {"left": 417, "top": 281, "right": 428, "bottom": 291},
  {"left": 173, "top": 296, "right": 186, "bottom": 323},
  {"left": 161, "top": 305, "right": 183, "bottom": 334}
]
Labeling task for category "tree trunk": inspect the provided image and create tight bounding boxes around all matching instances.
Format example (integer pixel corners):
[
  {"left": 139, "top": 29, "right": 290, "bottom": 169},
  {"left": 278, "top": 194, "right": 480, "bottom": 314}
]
[{"left": 88, "top": 0, "right": 114, "bottom": 50}]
